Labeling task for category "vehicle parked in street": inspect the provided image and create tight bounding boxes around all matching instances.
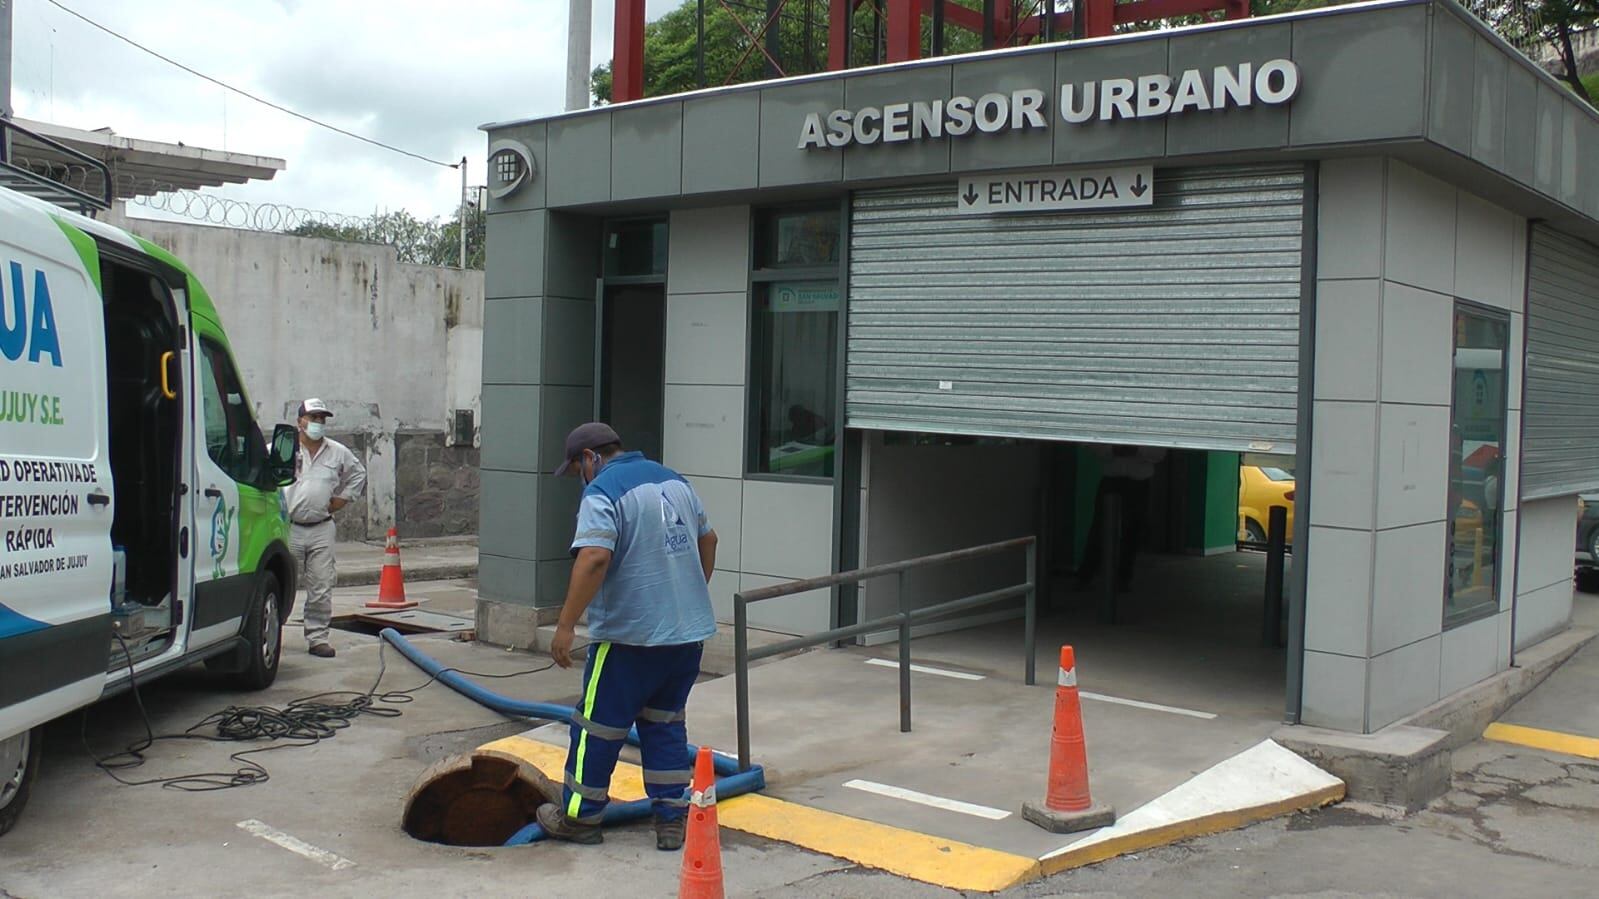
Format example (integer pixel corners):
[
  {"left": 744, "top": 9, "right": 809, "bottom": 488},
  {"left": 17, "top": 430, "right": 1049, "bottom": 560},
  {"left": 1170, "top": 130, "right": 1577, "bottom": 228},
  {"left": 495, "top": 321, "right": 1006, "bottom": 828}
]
[
  {"left": 1238, "top": 464, "right": 1295, "bottom": 545},
  {"left": 0, "top": 157, "right": 298, "bottom": 836},
  {"left": 1577, "top": 495, "right": 1599, "bottom": 593}
]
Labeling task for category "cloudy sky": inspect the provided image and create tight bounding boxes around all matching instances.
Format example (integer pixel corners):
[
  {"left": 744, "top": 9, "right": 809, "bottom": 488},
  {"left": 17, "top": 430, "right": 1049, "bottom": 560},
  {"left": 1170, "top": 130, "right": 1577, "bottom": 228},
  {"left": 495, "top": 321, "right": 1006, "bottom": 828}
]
[{"left": 10, "top": 0, "right": 678, "bottom": 222}]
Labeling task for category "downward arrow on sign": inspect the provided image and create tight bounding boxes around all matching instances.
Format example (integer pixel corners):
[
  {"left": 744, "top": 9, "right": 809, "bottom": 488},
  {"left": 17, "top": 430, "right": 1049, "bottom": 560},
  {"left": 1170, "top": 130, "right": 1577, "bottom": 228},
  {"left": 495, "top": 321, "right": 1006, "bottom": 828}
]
[
  {"left": 1130, "top": 175, "right": 1149, "bottom": 198},
  {"left": 962, "top": 185, "right": 980, "bottom": 205}
]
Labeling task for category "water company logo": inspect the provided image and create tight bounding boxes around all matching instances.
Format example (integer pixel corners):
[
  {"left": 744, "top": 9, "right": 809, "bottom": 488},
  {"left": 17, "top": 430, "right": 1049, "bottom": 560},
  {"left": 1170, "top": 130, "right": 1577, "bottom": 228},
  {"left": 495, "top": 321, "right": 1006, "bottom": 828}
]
[
  {"left": 1, "top": 262, "right": 63, "bottom": 367},
  {"left": 210, "top": 496, "right": 235, "bottom": 580}
]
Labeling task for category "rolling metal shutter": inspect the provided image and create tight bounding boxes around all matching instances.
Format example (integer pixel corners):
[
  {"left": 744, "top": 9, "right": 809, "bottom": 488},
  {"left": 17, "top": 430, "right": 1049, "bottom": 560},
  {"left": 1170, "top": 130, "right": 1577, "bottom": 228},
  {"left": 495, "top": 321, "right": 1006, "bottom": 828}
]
[
  {"left": 847, "top": 165, "right": 1307, "bottom": 453},
  {"left": 1522, "top": 225, "right": 1599, "bottom": 499}
]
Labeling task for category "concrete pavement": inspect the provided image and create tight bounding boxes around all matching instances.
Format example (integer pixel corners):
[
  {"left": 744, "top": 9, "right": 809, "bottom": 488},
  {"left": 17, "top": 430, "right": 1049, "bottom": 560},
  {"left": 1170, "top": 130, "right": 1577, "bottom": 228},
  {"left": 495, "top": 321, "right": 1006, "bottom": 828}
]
[{"left": 3, "top": 608, "right": 1597, "bottom": 897}]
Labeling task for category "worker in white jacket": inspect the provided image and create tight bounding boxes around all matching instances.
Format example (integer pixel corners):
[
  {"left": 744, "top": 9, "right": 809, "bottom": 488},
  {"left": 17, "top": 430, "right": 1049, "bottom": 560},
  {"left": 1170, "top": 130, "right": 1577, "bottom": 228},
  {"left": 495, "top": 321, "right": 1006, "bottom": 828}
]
[{"left": 285, "top": 398, "right": 367, "bottom": 658}]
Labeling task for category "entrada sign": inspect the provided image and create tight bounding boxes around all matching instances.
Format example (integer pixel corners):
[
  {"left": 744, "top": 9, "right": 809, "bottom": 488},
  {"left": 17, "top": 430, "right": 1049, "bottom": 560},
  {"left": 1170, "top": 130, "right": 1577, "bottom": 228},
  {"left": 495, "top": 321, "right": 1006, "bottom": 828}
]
[
  {"left": 957, "top": 165, "right": 1154, "bottom": 214},
  {"left": 797, "top": 59, "right": 1299, "bottom": 150}
]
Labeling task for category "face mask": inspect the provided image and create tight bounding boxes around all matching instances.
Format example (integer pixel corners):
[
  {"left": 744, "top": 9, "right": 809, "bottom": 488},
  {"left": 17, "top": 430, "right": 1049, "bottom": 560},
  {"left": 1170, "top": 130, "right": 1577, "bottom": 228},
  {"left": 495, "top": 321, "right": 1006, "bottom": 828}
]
[{"left": 305, "top": 422, "right": 325, "bottom": 441}]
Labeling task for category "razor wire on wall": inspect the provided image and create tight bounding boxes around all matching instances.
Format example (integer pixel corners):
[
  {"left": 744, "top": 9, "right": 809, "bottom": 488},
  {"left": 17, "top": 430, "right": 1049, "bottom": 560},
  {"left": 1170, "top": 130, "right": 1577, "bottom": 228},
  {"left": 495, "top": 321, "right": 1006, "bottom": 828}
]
[{"left": 12, "top": 153, "right": 364, "bottom": 230}]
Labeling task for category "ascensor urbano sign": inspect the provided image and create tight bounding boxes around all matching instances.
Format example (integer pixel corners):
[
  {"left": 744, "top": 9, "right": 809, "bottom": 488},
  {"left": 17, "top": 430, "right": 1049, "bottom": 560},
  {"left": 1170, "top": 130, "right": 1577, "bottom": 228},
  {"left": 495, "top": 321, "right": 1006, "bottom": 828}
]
[{"left": 797, "top": 59, "right": 1300, "bottom": 150}]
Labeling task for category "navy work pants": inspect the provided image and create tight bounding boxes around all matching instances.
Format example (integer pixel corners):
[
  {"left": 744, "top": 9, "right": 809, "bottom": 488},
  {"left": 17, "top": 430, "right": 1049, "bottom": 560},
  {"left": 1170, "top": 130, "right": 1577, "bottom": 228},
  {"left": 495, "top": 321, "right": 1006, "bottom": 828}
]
[{"left": 560, "top": 641, "right": 703, "bottom": 824}]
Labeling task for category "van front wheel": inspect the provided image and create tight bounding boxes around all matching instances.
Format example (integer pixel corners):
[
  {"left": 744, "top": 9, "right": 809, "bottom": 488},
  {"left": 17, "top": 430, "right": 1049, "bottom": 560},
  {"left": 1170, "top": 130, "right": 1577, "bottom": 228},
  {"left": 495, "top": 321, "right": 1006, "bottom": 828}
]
[
  {"left": 236, "top": 572, "right": 284, "bottom": 691},
  {"left": 0, "top": 727, "right": 41, "bottom": 837}
]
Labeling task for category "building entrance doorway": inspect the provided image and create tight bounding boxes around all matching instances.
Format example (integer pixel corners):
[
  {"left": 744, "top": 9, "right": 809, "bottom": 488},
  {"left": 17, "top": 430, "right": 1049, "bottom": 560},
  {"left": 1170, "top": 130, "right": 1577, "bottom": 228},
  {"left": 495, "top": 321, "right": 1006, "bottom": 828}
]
[{"left": 597, "top": 284, "right": 665, "bottom": 461}]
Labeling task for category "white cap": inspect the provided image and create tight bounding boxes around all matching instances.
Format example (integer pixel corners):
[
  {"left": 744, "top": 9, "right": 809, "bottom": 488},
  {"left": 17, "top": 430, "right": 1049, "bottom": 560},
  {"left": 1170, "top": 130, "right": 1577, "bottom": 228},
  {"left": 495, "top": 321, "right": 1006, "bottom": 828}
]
[{"left": 298, "top": 397, "right": 333, "bottom": 418}]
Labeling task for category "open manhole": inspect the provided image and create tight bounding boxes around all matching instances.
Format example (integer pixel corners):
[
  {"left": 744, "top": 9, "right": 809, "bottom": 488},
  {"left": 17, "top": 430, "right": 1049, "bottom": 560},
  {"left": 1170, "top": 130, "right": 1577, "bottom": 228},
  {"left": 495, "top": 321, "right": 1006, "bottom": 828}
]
[{"left": 403, "top": 750, "right": 560, "bottom": 846}]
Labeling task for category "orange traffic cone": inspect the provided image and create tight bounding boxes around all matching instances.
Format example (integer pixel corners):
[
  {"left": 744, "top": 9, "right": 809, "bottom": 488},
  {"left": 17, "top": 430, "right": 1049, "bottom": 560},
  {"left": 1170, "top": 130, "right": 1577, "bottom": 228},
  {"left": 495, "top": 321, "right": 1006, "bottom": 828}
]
[
  {"left": 678, "top": 746, "right": 724, "bottom": 899},
  {"left": 366, "top": 528, "right": 417, "bottom": 610},
  {"left": 1021, "top": 645, "right": 1115, "bottom": 833}
]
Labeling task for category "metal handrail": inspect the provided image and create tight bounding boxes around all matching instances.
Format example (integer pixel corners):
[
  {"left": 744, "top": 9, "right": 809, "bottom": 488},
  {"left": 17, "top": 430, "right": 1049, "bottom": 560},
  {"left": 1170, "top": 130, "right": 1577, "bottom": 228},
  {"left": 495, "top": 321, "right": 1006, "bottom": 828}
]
[
  {"left": 732, "top": 535, "right": 1037, "bottom": 772},
  {"left": 0, "top": 116, "right": 114, "bottom": 212}
]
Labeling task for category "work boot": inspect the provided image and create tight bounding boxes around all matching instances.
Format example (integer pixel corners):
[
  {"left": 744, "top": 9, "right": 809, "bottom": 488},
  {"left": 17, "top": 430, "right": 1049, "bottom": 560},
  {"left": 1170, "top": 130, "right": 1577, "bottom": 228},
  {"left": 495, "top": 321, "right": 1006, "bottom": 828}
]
[
  {"left": 309, "top": 643, "right": 336, "bottom": 658},
  {"left": 536, "top": 803, "right": 603, "bottom": 845},
  {"left": 654, "top": 815, "right": 685, "bottom": 851}
]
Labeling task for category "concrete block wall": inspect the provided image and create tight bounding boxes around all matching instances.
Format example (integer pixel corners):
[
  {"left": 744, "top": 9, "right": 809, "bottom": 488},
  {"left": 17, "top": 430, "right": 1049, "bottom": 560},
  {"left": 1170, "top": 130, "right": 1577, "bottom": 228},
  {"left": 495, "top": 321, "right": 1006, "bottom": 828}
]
[
  {"left": 1302, "top": 158, "right": 1528, "bottom": 733},
  {"left": 111, "top": 209, "right": 485, "bottom": 543}
]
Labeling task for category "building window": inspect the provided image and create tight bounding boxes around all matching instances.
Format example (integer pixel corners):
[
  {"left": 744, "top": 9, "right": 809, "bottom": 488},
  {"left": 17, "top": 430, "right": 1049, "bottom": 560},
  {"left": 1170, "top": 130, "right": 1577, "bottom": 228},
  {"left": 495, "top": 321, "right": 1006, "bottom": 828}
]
[
  {"left": 757, "top": 207, "right": 840, "bottom": 268},
  {"left": 603, "top": 218, "right": 668, "bottom": 278},
  {"left": 199, "top": 337, "right": 265, "bottom": 485},
  {"left": 1445, "top": 304, "right": 1510, "bottom": 628},
  {"left": 752, "top": 280, "right": 838, "bottom": 477}
]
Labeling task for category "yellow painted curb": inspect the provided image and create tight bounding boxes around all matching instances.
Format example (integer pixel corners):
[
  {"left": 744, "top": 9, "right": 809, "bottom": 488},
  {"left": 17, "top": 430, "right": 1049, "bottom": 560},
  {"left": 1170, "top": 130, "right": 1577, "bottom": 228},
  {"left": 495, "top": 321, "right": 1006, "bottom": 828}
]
[
  {"left": 478, "top": 735, "right": 1041, "bottom": 893},
  {"left": 1485, "top": 722, "right": 1599, "bottom": 760},
  {"left": 1036, "top": 781, "right": 1346, "bottom": 876}
]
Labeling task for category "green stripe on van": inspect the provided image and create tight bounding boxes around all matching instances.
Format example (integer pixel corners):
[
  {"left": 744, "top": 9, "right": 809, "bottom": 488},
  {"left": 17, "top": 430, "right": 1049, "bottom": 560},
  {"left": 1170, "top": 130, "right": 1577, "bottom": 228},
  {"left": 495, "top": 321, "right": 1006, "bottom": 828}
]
[{"left": 51, "top": 217, "right": 102, "bottom": 296}]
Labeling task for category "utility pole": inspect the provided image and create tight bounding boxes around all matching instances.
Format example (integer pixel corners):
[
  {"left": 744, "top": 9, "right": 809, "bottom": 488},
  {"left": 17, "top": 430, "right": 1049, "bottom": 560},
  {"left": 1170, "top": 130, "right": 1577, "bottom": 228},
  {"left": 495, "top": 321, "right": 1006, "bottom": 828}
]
[
  {"left": 566, "top": 0, "right": 591, "bottom": 110},
  {"left": 458, "top": 158, "right": 468, "bottom": 269},
  {"left": 1, "top": 0, "right": 14, "bottom": 162}
]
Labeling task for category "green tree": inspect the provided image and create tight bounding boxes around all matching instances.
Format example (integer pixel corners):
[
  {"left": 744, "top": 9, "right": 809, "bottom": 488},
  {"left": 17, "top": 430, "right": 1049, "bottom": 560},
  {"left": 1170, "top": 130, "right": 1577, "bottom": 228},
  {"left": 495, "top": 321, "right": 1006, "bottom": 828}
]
[
  {"left": 286, "top": 201, "right": 485, "bottom": 269},
  {"left": 1468, "top": 0, "right": 1597, "bottom": 103}
]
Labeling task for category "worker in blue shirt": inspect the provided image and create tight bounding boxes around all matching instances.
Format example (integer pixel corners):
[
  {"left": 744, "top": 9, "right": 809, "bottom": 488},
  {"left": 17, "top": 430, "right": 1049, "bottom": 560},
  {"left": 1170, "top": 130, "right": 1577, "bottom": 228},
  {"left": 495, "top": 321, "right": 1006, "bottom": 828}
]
[{"left": 537, "top": 422, "right": 720, "bottom": 851}]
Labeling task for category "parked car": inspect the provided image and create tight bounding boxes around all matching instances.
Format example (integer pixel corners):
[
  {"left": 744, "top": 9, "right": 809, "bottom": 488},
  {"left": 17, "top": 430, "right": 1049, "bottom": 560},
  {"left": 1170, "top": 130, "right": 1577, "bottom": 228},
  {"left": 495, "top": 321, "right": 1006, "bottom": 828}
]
[
  {"left": 1238, "top": 464, "right": 1295, "bottom": 545},
  {"left": 1577, "top": 496, "right": 1599, "bottom": 593}
]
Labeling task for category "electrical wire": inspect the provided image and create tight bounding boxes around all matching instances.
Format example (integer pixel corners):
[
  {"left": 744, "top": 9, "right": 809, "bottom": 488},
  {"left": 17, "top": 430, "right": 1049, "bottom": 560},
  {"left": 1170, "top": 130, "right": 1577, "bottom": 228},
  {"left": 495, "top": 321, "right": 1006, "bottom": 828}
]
[
  {"left": 81, "top": 633, "right": 556, "bottom": 793},
  {"left": 44, "top": 0, "right": 459, "bottom": 168}
]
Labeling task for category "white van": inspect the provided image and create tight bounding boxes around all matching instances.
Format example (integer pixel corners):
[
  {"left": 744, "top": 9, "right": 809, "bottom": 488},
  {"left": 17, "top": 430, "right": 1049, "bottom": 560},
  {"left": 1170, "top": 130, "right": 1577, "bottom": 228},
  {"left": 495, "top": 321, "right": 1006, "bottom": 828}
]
[{"left": 1, "top": 150, "right": 299, "bottom": 835}]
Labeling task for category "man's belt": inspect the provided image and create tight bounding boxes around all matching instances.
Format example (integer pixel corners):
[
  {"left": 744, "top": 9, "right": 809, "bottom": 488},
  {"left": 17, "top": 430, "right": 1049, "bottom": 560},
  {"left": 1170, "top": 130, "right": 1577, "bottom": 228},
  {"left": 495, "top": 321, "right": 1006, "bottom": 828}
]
[{"left": 293, "top": 516, "right": 333, "bottom": 527}]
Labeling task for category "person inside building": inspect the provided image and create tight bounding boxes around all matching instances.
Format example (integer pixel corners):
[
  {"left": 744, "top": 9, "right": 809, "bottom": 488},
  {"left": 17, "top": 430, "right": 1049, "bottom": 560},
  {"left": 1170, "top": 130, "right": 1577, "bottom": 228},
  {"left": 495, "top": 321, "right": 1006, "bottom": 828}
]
[
  {"left": 1077, "top": 443, "right": 1167, "bottom": 592},
  {"left": 285, "top": 398, "right": 366, "bottom": 658},
  {"left": 539, "top": 422, "right": 720, "bottom": 851}
]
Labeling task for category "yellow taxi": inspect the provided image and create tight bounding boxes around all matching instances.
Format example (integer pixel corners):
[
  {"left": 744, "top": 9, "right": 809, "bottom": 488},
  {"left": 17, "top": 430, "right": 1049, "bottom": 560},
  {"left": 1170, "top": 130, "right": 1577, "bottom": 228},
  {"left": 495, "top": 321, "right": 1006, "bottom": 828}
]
[{"left": 1238, "top": 464, "right": 1295, "bottom": 544}]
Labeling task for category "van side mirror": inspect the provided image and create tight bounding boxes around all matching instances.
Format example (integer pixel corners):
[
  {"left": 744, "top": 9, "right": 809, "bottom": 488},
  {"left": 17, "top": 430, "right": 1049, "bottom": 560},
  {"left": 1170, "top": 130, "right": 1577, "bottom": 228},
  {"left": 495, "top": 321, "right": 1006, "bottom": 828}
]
[{"left": 268, "top": 424, "right": 297, "bottom": 487}]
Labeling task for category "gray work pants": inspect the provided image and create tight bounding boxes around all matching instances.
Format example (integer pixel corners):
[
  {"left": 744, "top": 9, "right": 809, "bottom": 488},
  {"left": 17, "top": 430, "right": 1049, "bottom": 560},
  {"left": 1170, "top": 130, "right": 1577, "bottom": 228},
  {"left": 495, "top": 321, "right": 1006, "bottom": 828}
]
[{"left": 290, "top": 519, "right": 338, "bottom": 647}]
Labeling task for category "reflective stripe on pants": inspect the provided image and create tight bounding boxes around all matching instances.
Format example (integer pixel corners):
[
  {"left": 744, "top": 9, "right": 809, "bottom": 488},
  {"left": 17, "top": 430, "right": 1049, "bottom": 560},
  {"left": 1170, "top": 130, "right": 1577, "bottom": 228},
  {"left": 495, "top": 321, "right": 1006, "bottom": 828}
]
[{"left": 560, "top": 641, "right": 704, "bottom": 825}]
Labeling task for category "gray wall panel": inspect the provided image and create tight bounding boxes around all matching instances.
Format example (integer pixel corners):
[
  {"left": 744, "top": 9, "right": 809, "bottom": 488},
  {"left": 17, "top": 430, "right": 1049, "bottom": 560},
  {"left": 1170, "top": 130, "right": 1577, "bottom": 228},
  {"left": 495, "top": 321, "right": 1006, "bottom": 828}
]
[
  {"left": 843, "top": 65, "right": 955, "bottom": 181},
  {"left": 684, "top": 93, "right": 761, "bottom": 193},
  {"left": 479, "top": 470, "right": 539, "bottom": 559},
  {"left": 1053, "top": 38, "right": 1169, "bottom": 164},
  {"left": 847, "top": 165, "right": 1306, "bottom": 452},
  {"left": 1165, "top": 23, "right": 1293, "bottom": 156},
  {"left": 485, "top": 211, "right": 546, "bottom": 300},
  {"left": 612, "top": 101, "right": 685, "bottom": 201},
  {"left": 1561, "top": 105, "right": 1582, "bottom": 209},
  {"left": 668, "top": 206, "right": 751, "bottom": 293},
  {"left": 545, "top": 212, "right": 601, "bottom": 299},
  {"left": 1523, "top": 225, "right": 1599, "bottom": 498},
  {"left": 1534, "top": 82, "right": 1564, "bottom": 199},
  {"left": 1288, "top": 6, "right": 1427, "bottom": 146},
  {"left": 950, "top": 53, "right": 1056, "bottom": 172},
  {"left": 1427, "top": 9, "right": 1476, "bottom": 156},
  {"left": 538, "top": 385, "right": 596, "bottom": 471},
  {"left": 478, "top": 554, "right": 539, "bottom": 605},
  {"left": 483, "top": 296, "right": 543, "bottom": 386},
  {"left": 536, "top": 474, "right": 583, "bottom": 560},
  {"left": 485, "top": 122, "right": 547, "bottom": 214},
  {"left": 547, "top": 114, "right": 613, "bottom": 207},
  {"left": 542, "top": 296, "right": 596, "bottom": 386},
  {"left": 480, "top": 384, "right": 542, "bottom": 473},
  {"left": 1503, "top": 66, "right": 1538, "bottom": 187},
  {"left": 760, "top": 81, "right": 845, "bottom": 187},
  {"left": 1470, "top": 36, "right": 1508, "bottom": 171}
]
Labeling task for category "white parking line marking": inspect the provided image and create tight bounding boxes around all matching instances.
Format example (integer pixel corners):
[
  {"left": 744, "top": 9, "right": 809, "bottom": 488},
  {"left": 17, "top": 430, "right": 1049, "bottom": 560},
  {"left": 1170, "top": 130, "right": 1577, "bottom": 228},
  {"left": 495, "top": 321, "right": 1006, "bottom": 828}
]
[
  {"left": 843, "top": 779, "right": 1012, "bottom": 820},
  {"left": 1078, "top": 691, "right": 1217, "bottom": 720},
  {"left": 864, "top": 658, "right": 986, "bottom": 681},
  {"left": 237, "top": 820, "right": 357, "bottom": 870}
]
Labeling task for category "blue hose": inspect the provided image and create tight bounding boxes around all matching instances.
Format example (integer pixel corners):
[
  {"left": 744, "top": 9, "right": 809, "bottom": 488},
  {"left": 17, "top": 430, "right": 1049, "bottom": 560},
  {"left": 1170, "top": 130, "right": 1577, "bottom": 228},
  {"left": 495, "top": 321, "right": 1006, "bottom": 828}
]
[{"left": 378, "top": 629, "right": 767, "bottom": 846}]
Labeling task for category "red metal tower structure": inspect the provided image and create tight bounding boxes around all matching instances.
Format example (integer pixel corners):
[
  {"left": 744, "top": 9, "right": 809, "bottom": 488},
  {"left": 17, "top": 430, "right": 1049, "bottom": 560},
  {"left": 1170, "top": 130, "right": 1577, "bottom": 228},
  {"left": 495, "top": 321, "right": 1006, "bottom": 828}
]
[{"left": 608, "top": 0, "right": 1251, "bottom": 103}]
